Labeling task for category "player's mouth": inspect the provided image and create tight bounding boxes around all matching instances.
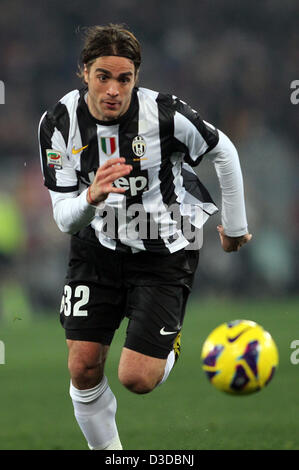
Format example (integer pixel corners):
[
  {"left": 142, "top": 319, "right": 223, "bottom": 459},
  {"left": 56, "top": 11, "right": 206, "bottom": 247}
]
[{"left": 102, "top": 100, "right": 121, "bottom": 110}]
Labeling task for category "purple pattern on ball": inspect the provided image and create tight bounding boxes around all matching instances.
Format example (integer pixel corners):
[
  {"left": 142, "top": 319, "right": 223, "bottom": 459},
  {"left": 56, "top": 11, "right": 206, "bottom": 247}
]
[
  {"left": 205, "top": 370, "right": 219, "bottom": 381},
  {"left": 240, "top": 340, "right": 259, "bottom": 378},
  {"left": 203, "top": 345, "right": 224, "bottom": 366},
  {"left": 230, "top": 364, "right": 250, "bottom": 391}
]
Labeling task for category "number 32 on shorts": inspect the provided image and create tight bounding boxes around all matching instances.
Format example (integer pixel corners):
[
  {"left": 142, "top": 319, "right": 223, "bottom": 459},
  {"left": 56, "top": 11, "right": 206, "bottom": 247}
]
[{"left": 60, "top": 285, "right": 90, "bottom": 317}]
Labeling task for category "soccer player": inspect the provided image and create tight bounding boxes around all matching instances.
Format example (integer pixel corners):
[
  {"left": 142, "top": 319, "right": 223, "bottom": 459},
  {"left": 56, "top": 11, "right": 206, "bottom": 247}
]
[{"left": 38, "top": 24, "right": 252, "bottom": 450}]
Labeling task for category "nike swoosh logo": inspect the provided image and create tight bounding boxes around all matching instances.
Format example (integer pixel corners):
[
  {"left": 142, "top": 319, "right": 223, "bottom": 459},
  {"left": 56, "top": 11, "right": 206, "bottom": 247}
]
[
  {"left": 227, "top": 327, "right": 251, "bottom": 343},
  {"left": 160, "top": 327, "right": 177, "bottom": 336},
  {"left": 72, "top": 145, "right": 88, "bottom": 155}
]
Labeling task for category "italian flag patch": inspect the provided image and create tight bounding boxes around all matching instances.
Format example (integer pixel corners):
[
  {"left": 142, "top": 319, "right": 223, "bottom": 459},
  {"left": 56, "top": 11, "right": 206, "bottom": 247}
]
[{"left": 100, "top": 137, "right": 117, "bottom": 156}]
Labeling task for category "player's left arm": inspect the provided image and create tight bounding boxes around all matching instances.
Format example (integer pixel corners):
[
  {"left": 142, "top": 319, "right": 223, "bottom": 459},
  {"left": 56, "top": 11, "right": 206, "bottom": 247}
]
[
  {"left": 204, "top": 129, "right": 252, "bottom": 252},
  {"left": 173, "top": 98, "right": 252, "bottom": 252}
]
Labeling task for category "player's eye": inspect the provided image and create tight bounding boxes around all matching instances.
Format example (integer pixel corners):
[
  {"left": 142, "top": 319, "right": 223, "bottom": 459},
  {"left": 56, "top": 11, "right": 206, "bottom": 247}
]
[
  {"left": 119, "top": 77, "right": 131, "bottom": 84},
  {"left": 97, "top": 75, "right": 109, "bottom": 82}
]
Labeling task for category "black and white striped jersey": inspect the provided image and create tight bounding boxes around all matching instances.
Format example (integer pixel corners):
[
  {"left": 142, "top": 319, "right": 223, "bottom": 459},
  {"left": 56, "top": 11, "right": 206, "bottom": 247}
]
[{"left": 39, "top": 86, "right": 220, "bottom": 253}]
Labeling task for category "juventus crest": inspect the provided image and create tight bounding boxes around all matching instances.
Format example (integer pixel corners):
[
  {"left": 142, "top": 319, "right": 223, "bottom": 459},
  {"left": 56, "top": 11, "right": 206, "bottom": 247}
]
[{"left": 132, "top": 135, "right": 146, "bottom": 157}]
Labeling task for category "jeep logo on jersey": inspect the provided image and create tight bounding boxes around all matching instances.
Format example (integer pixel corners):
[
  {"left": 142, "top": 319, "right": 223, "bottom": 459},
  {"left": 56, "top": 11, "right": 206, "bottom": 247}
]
[
  {"left": 132, "top": 135, "right": 146, "bottom": 157},
  {"left": 100, "top": 137, "right": 117, "bottom": 156},
  {"left": 114, "top": 172, "right": 148, "bottom": 197}
]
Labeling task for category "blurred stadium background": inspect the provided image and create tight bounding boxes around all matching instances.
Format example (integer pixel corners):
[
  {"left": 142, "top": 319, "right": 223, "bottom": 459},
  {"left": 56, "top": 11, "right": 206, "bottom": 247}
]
[{"left": 0, "top": 0, "right": 298, "bottom": 450}]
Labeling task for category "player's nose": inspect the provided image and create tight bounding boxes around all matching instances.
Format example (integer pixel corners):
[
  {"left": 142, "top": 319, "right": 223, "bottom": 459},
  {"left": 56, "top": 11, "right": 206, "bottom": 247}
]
[{"left": 107, "top": 82, "right": 119, "bottom": 96}]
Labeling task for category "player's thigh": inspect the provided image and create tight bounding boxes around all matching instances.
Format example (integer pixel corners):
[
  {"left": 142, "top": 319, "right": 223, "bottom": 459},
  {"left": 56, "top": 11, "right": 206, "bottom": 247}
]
[{"left": 124, "top": 284, "right": 190, "bottom": 360}]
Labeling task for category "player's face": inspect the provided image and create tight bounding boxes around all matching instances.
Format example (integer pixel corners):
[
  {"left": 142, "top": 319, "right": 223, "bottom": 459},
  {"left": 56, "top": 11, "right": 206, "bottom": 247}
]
[{"left": 84, "top": 56, "right": 137, "bottom": 121}]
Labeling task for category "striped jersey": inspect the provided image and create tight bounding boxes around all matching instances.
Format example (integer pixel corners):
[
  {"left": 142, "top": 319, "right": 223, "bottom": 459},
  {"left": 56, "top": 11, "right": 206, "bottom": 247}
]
[{"left": 39, "top": 86, "right": 219, "bottom": 253}]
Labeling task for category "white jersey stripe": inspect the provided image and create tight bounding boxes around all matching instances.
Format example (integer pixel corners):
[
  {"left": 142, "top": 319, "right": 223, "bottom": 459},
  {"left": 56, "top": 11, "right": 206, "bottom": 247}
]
[{"left": 174, "top": 110, "right": 209, "bottom": 160}]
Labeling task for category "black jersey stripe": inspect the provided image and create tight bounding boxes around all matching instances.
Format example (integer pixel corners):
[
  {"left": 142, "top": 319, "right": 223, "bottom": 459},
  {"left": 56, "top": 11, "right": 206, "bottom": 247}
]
[
  {"left": 181, "top": 166, "right": 216, "bottom": 213},
  {"left": 155, "top": 92, "right": 184, "bottom": 250},
  {"left": 39, "top": 112, "right": 78, "bottom": 192},
  {"left": 39, "top": 102, "right": 79, "bottom": 192},
  {"left": 48, "top": 101, "right": 70, "bottom": 147},
  {"left": 173, "top": 98, "right": 219, "bottom": 152},
  {"left": 39, "top": 113, "right": 57, "bottom": 189},
  {"left": 76, "top": 90, "right": 100, "bottom": 184}
]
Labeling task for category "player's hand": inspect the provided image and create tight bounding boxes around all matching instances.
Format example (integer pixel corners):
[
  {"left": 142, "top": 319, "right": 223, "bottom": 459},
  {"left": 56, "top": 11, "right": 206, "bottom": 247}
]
[
  {"left": 87, "top": 157, "right": 132, "bottom": 205},
  {"left": 217, "top": 225, "right": 252, "bottom": 252}
]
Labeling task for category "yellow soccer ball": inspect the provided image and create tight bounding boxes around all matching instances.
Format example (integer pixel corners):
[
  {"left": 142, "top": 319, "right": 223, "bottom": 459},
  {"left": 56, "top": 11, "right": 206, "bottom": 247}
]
[{"left": 201, "top": 320, "right": 279, "bottom": 395}]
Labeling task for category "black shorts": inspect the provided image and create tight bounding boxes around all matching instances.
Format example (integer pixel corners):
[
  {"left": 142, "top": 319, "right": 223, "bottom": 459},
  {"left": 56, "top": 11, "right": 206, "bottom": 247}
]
[{"left": 60, "top": 236, "right": 199, "bottom": 359}]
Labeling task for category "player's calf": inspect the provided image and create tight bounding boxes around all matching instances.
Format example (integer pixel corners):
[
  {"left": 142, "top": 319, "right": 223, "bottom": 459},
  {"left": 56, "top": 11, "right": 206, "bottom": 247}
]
[{"left": 67, "top": 340, "right": 122, "bottom": 450}]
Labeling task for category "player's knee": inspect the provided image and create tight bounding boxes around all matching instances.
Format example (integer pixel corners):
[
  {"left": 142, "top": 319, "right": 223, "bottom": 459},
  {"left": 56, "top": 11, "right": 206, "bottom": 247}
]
[
  {"left": 118, "top": 370, "right": 162, "bottom": 395},
  {"left": 67, "top": 341, "right": 108, "bottom": 389},
  {"left": 68, "top": 356, "right": 102, "bottom": 389},
  {"left": 120, "top": 376, "right": 154, "bottom": 394}
]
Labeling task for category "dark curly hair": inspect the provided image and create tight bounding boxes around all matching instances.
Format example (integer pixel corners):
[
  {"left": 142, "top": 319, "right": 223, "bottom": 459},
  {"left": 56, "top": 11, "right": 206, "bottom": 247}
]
[{"left": 77, "top": 23, "right": 141, "bottom": 82}]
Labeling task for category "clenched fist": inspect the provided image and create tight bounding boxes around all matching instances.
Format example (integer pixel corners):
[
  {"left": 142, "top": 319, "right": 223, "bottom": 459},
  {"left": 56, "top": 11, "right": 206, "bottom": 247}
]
[
  {"left": 87, "top": 157, "right": 133, "bottom": 205},
  {"left": 217, "top": 224, "right": 252, "bottom": 252}
]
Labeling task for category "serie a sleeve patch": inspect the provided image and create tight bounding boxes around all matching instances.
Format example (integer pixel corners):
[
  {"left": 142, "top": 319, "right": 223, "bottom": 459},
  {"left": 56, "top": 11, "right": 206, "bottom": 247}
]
[{"left": 46, "top": 149, "right": 63, "bottom": 169}]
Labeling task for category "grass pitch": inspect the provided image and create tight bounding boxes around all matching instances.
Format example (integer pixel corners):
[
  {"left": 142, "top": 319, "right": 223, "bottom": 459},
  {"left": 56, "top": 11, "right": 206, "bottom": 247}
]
[{"left": 0, "top": 296, "right": 298, "bottom": 450}]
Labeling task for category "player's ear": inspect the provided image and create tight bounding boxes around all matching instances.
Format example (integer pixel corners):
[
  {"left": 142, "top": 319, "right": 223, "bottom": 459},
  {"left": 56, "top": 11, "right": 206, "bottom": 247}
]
[
  {"left": 83, "top": 64, "right": 89, "bottom": 85},
  {"left": 134, "top": 68, "right": 140, "bottom": 86}
]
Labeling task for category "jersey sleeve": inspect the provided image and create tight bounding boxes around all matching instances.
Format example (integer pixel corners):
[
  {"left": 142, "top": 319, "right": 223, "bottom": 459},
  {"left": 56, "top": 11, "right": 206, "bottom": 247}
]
[
  {"left": 173, "top": 97, "right": 219, "bottom": 166},
  {"left": 38, "top": 110, "right": 79, "bottom": 193},
  {"left": 49, "top": 189, "right": 98, "bottom": 234},
  {"left": 204, "top": 129, "right": 248, "bottom": 237}
]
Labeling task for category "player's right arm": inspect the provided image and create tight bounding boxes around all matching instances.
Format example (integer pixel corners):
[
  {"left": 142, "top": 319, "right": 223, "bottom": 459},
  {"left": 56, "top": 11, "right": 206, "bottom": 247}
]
[{"left": 38, "top": 111, "right": 132, "bottom": 234}]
